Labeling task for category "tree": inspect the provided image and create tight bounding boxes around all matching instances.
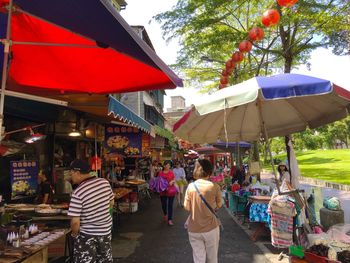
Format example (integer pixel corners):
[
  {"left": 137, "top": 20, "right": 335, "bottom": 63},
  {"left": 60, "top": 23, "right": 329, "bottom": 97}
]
[
  {"left": 154, "top": 0, "right": 350, "bottom": 89},
  {"left": 155, "top": 0, "right": 350, "bottom": 168}
]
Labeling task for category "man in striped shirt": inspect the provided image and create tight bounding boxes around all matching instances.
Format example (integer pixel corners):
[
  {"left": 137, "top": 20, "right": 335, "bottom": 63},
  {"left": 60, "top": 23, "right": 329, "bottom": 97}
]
[{"left": 68, "top": 159, "right": 114, "bottom": 263}]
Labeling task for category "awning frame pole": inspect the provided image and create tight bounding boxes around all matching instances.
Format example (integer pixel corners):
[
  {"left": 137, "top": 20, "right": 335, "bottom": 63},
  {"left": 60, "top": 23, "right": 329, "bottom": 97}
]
[{"left": 0, "top": 0, "right": 13, "bottom": 142}]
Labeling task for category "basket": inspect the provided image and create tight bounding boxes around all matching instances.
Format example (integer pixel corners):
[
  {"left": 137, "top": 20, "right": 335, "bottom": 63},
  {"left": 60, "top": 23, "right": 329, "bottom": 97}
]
[{"left": 304, "top": 252, "right": 328, "bottom": 263}]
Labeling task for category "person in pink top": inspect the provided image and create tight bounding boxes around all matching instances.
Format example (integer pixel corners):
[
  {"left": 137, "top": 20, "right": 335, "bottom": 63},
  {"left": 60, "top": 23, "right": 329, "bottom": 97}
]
[{"left": 159, "top": 160, "right": 176, "bottom": 226}]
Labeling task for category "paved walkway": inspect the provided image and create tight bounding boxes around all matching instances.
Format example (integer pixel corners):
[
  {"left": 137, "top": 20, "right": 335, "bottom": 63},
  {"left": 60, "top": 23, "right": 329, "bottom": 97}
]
[{"left": 112, "top": 195, "right": 270, "bottom": 263}]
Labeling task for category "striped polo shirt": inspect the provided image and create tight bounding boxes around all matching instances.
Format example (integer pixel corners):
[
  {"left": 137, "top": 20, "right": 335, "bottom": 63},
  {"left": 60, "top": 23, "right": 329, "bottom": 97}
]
[{"left": 68, "top": 177, "right": 114, "bottom": 236}]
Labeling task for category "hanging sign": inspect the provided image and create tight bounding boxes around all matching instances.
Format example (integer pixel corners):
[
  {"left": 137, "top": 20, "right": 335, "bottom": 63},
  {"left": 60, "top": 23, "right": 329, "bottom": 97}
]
[
  {"left": 105, "top": 124, "right": 142, "bottom": 157},
  {"left": 10, "top": 160, "right": 38, "bottom": 199},
  {"left": 141, "top": 133, "right": 151, "bottom": 157}
]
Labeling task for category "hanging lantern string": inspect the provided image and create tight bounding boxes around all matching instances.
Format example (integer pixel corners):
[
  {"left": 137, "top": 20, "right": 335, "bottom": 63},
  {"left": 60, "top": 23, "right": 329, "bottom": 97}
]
[{"left": 218, "top": 0, "right": 300, "bottom": 89}]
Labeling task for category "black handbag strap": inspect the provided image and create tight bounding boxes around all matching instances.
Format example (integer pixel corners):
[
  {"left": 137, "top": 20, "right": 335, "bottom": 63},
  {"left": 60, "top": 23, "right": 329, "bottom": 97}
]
[{"left": 193, "top": 182, "right": 219, "bottom": 219}]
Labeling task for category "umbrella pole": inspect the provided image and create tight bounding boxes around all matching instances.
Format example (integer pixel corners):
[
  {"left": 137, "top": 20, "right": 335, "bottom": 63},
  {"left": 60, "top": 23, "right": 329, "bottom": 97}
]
[
  {"left": 0, "top": 0, "right": 13, "bottom": 142},
  {"left": 285, "top": 135, "right": 292, "bottom": 183},
  {"left": 265, "top": 126, "right": 281, "bottom": 195},
  {"left": 95, "top": 123, "right": 98, "bottom": 175},
  {"left": 257, "top": 100, "right": 281, "bottom": 194}
]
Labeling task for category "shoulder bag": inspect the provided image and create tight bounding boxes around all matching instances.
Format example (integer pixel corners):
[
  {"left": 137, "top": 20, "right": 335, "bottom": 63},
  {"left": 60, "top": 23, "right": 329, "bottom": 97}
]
[{"left": 193, "top": 182, "right": 224, "bottom": 231}]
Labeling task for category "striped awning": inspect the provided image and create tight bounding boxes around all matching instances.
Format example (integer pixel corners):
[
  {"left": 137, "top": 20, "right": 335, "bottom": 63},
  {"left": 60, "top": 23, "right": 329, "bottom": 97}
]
[{"left": 108, "top": 95, "right": 152, "bottom": 133}]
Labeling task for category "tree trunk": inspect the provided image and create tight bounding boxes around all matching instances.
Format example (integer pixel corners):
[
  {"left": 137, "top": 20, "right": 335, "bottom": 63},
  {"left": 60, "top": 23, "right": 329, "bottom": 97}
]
[{"left": 252, "top": 141, "right": 261, "bottom": 181}]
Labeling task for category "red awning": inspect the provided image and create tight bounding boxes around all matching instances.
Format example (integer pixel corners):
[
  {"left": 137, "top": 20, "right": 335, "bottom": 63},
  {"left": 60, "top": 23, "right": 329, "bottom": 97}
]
[{"left": 0, "top": 1, "right": 183, "bottom": 95}]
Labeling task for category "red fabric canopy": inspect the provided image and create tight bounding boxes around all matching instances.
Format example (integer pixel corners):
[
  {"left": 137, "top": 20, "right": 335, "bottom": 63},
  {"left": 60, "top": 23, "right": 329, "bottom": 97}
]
[{"left": 0, "top": 2, "right": 182, "bottom": 94}]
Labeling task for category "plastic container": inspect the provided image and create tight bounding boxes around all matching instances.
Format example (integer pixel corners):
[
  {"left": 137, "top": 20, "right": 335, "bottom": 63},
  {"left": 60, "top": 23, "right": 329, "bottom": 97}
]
[
  {"left": 289, "top": 245, "right": 304, "bottom": 258},
  {"left": 304, "top": 252, "right": 328, "bottom": 263},
  {"left": 118, "top": 202, "right": 138, "bottom": 213}
]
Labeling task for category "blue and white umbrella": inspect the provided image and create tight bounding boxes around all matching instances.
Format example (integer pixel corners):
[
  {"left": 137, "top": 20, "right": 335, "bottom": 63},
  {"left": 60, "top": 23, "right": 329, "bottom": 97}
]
[{"left": 174, "top": 73, "right": 350, "bottom": 143}]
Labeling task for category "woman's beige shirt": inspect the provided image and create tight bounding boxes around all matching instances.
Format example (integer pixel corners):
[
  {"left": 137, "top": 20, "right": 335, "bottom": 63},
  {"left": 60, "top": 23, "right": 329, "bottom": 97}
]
[{"left": 184, "top": 179, "right": 222, "bottom": 233}]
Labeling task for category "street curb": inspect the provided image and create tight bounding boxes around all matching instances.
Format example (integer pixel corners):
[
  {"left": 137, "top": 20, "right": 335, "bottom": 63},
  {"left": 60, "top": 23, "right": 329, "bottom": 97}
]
[
  {"left": 300, "top": 177, "right": 350, "bottom": 192},
  {"left": 261, "top": 171, "right": 350, "bottom": 192},
  {"left": 224, "top": 206, "right": 287, "bottom": 263}
]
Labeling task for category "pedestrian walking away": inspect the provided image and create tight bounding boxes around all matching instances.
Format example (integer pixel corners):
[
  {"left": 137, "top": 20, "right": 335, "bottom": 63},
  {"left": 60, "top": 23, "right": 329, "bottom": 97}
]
[
  {"left": 173, "top": 161, "right": 187, "bottom": 207},
  {"left": 184, "top": 159, "right": 223, "bottom": 263},
  {"left": 68, "top": 159, "right": 115, "bottom": 263},
  {"left": 159, "top": 160, "right": 177, "bottom": 226}
]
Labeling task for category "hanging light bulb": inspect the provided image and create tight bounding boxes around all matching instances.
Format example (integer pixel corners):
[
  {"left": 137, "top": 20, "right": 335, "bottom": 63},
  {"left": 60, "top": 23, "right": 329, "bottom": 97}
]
[{"left": 68, "top": 129, "right": 82, "bottom": 137}]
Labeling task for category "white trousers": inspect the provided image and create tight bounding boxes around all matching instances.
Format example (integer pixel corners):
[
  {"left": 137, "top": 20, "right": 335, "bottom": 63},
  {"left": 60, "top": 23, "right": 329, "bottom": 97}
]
[{"left": 188, "top": 226, "right": 220, "bottom": 263}]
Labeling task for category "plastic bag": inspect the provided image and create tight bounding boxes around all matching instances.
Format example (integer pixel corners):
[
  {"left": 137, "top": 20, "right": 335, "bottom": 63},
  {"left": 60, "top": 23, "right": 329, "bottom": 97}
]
[
  {"left": 166, "top": 184, "right": 178, "bottom": 196},
  {"left": 307, "top": 233, "right": 330, "bottom": 248},
  {"left": 327, "top": 224, "right": 350, "bottom": 244},
  {"left": 323, "top": 197, "right": 341, "bottom": 211},
  {"left": 149, "top": 176, "right": 168, "bottom": 193}
]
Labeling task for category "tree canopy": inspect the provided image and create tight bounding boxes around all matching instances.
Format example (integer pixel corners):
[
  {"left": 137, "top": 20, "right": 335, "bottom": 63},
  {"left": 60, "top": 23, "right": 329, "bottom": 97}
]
[{"left": 154, "top": 0, "right": 350, "bottom": 91}]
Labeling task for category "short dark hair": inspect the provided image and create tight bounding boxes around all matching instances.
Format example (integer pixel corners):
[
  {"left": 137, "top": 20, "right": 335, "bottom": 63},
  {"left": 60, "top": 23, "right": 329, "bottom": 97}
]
[
  {"left": 195, "top": 159, "right": 213, "bottom": 178},
  {"left": 163, "top": 160, "right": 172, "bottom": 167}
]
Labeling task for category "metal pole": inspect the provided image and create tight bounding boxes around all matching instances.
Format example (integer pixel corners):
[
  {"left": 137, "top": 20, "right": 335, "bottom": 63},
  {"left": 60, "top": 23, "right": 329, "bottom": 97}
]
[
  {"left": 94, "top": 123, "right": 98, "bottom": 175},
  {"left": 257, "top": 99, "right": 281, "bottom": 194},
  {"left": 0, "top": 0, "right": 13, "bottom": 142}
]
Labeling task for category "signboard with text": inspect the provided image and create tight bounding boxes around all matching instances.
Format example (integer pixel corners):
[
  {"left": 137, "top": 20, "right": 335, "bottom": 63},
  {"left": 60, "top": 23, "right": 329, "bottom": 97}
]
[
  {"left": 141, "top": 133, "right": 151, "bottom": 157},
  {"left": 10, "top": 160, "right": 38, "bottom": 199},
  {"left": 105, "top": 124, "right": 142, "bottom": 157}
]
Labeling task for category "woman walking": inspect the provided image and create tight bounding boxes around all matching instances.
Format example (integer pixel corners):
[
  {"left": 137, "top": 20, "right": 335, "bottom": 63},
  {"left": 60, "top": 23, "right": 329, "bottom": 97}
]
[
  {"left": 159, "top": 160, "right": 176, "bottom": 226},
  {"left": 173, "top": 161, "right": 187, "bottom": 207},
  {"left": 184, "top": 159, "right": 222, "bottom": 263}
]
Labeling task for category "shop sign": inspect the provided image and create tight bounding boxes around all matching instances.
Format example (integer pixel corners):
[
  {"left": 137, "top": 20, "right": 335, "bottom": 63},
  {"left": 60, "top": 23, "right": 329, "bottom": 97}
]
[
  {"left": 150, "top": 135, "right": 165, "bottom": 148},
  {"left": 141, "top": 133, "right": 151, "bottom": 157},
  {"left": 105, "top": 124, "right": 142, "bottom": 157},
  {"left": 10, "top": 160, "right": 38, "bottom": 199}
]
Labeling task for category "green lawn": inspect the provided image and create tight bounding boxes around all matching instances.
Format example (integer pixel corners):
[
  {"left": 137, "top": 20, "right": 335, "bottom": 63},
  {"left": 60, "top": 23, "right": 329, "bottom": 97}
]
[{"left": 263, "top": 149, "right": 350, "bottom": 185}]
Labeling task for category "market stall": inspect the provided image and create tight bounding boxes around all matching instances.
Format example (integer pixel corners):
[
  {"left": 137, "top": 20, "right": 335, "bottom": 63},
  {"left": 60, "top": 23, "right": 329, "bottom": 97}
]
[{"left": 0, "top": 203, "right": 71, "bottom": 262}]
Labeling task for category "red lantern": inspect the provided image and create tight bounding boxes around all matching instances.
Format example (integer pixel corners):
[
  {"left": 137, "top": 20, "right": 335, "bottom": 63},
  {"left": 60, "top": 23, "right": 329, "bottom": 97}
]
[
  {"left": 261, "top": 9, "right": 280, "bottom": 27},
  {"left": 277, "top": 0, "right": 298, "bottom": 7},
  {"left": 226, "top": 67, "right": 235, "bottom": 76},
  {"left": 231, "top": 51, "right": 244, "bottom": 63},
  {"left": 225, "top": 59, "right": 233, "bottom": 69},
  {"left": 219, "top": 84, "right": 226, "bottom": 89},
  {"left": 248, "top": 27, "right": 265, "bottom": 42},
  {"left": 220, "top": 76, "right": 229, "bottom": 85},
  {"left": 239, "top": 40, "right": 253, "bottom": 53}
]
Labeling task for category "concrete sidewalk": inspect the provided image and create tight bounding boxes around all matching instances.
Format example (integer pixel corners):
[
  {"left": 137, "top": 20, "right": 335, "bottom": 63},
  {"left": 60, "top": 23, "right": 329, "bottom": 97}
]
[{"left": 112, "top": 195, "right": 271, "bottom": 263}]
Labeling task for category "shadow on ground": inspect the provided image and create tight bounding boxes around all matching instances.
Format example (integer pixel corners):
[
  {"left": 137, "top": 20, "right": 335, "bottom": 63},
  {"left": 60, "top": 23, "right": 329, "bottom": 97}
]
[{"left": 112, "top": 195, "right": 269, "bottom": 263}]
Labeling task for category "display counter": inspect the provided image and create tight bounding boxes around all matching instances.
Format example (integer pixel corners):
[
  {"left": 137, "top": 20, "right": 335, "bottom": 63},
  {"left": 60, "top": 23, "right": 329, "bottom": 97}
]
[{"left": 0, "top": 228, "right": 70, "bottom": 263}]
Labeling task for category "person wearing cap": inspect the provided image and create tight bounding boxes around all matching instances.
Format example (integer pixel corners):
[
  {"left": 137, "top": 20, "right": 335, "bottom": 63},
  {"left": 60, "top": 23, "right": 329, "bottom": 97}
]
[
  {"left": 278, "top": 162, "right": 291, "bottom": 183},
  {"left": 68, "top": 159, "right": 114, "bottom": 263}
]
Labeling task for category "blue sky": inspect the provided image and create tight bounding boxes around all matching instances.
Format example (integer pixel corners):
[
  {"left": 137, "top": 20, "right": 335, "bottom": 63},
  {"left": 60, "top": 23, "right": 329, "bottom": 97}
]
[{"left": 121, "top": 0, "right": 350, "bottom": 111}]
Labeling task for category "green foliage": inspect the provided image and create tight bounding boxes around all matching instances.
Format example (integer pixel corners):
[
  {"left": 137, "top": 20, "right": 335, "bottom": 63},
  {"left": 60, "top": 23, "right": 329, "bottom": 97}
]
[
  {"left": 154, "top": 0, "right": 350, "bottom": 90},
  {"left": 267, "top": 149, "right": 350, "bottom": 185}
]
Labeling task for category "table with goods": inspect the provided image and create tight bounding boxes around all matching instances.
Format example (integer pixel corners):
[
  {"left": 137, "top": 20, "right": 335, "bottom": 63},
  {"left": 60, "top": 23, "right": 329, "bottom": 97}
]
[
  {"left": 0, "top": 203, "right": 71, "bottom": 262},
  {"left": 125, "top": 179, "right": 151, "bottom": 200}
]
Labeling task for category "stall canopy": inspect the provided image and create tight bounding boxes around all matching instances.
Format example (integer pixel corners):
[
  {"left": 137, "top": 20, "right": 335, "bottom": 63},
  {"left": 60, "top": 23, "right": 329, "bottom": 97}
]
[
  {"left": 173, "top": 73, "right": 350, "bottom": 143},
  {"left": 0, "top": 0, "right": 183, "bottom": 94},
  {"left": 108, "top": 95, "right": 151, "bottom": 133}
]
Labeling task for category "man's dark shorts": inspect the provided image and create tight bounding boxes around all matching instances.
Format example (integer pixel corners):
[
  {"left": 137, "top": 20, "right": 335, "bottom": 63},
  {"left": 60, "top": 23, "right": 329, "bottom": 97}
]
[{"left": 73, "top": 232, "right": 112, "bottom": 263}]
